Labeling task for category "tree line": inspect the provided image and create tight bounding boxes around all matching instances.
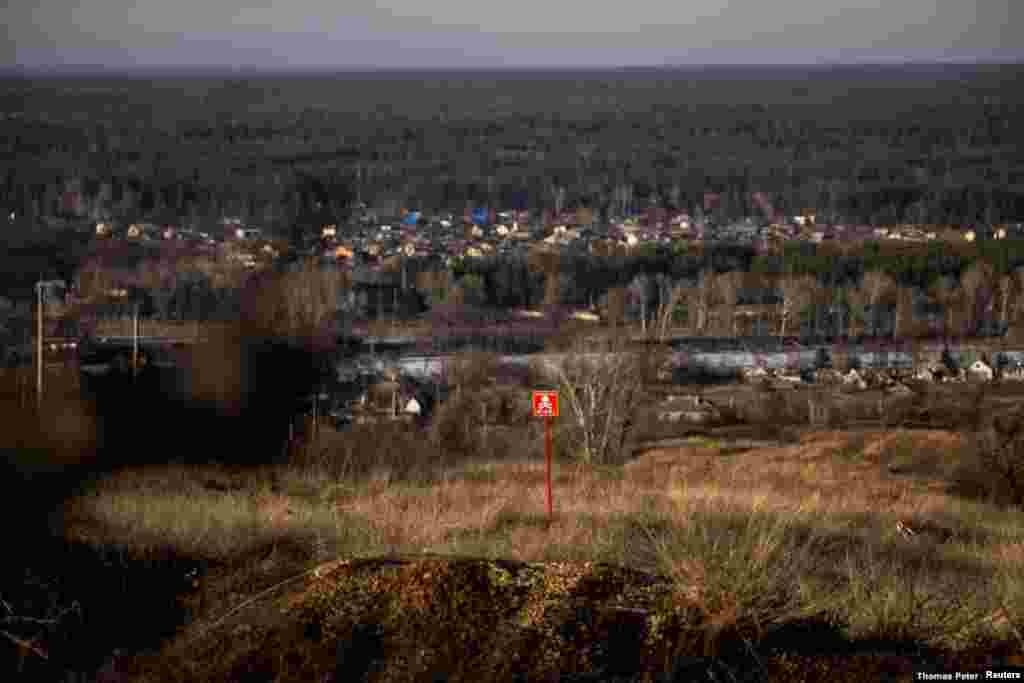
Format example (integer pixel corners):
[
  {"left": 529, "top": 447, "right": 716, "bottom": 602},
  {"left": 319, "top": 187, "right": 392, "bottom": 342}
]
[
  {"left": 4, "top": 66, "right": 1022, "bottom": 228},
  {"left": 60, "top": 237, "right": 1024, "bottom": 348}
]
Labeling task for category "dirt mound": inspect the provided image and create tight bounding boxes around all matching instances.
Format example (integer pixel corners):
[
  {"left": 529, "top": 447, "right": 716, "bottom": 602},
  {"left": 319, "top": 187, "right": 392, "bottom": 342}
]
[
  {"left": 114, "top": 552, "right": 1021, "bottom": 682},
  {"left": 126, "top": 555, "right": 711, "bottom": 682}
]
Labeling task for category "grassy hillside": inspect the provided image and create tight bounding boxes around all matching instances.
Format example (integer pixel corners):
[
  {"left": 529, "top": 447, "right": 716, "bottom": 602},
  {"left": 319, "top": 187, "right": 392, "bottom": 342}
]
[{"left": 1, "top": 418, "right": 1019, "bottom": 680}]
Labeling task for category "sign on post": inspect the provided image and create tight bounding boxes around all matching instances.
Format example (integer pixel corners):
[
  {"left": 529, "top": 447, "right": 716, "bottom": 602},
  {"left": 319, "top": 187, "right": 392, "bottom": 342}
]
[
  {"left": 532, "top": 390, "right": 559, "bottom": 417},
  {"left": 532, "top": 390, "right": 559, "bottom": 519}
]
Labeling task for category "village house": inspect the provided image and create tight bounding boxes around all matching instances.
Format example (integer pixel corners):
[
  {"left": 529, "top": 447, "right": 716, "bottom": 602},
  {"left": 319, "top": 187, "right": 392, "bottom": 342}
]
[
  {"left": 233, "top": 227, "right": 262, "bottom": 241},
  {"left": 967, "top": 359, "right": 994, "bottom": 382},
  {"left": 570, "top": 310, "right": 601, "bottom": 322},
  {"left": 812, "top": 368, "right": 845, "bottom": 385},
  {"left": 842, "top": 369, "right": 868, "bottom": 391},
  {"left": 226, "top": 250, "right": 257, "bottom": 268},
  {"left": 1000, "top": 363, "right": 1024, "bottom": 381},
  {"left": 793, "top": 212, "right": 816, "bottom": 227},
  {"left": 740, "top": 366, "right": 769, "bottom": 383},
  {"left": 886, "top": 381, "right": 914, "bottom": 395}
]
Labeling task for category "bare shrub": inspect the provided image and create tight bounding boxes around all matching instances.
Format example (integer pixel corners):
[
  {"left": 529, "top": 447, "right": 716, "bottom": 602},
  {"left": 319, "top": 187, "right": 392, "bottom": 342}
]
[
  {"left": 777, "top": 274, "right": 818, "bottom": 337},
  {"left": 653, "top": 281, "right": 689, "bottom": 342},
  {"left": 293, "top": 421, "right": 443, "bottom": 484},
  {"left": 443, "top": 352, "right": 502, "bottom": 393},
  {"left": 952, "top": 411, "right": 1024, "bottom": 507},
  {"left": 744, "top": 388, "right": 809, "bottom": 427},
  {"left": 431, "top": 393, "right": 537, "bottom": 463},
  {"left": 637, "top": 345, "right": 674, "bottom": 386},
  {"left": 428, "top": 391, "right": 484, "bottom": 461}
]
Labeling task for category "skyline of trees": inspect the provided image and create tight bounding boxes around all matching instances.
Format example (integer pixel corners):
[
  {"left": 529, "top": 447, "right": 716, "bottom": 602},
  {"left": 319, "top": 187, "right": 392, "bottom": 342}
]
[{"left": 4, "top": 66, "right": 1022, "bottom": 228}]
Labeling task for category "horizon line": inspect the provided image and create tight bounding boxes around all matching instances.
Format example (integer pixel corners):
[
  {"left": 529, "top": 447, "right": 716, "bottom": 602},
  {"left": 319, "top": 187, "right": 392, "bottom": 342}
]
[{"left": 5, "top": 57, "right": 1024, "bottom": 77}]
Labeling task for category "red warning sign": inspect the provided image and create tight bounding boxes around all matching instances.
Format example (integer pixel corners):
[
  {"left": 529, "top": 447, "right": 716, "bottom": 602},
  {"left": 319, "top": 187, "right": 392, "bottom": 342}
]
[{"left": 532, "top": 390, "right": 559, "bottom": 418}]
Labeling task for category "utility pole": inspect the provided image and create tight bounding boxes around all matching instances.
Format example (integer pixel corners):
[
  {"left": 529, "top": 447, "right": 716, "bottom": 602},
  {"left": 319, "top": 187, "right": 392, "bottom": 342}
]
[
  {"left": 641, "top": 294, "right": 647, "bottom": 338},
  {"left": 356, "top": 162, "right": 362, "bottom": 206},
  {"left": 481, "top": 402, "right": 488, "bottom": 451},
  {"left": 132, "top": 302, "right": 139, "bottom": 382},
  {"left": 36, "top": 280, "right": 43, "bottom": 411}
]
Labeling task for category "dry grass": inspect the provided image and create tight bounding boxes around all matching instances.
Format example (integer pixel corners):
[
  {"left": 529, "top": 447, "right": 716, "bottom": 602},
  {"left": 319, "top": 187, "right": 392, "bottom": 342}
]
[{"left": 61, "top": 425, "right": 1024, "bottom": 662}]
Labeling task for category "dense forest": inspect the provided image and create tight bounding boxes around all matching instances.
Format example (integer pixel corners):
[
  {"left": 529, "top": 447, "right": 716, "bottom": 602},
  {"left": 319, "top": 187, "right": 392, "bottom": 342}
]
[{"left": 1, "top": 64, "right": 1022, "bottom": 230}]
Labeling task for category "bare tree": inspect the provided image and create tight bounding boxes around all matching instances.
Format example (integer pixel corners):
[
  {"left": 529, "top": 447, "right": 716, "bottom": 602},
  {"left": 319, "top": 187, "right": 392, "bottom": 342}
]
[
  {"left": 714, "top": 271, "right": 745, "bottom": 336},
  {"left": 999, "top": 273, "right": 1016, "bottom": 331},
  {"left": 845, "top": 285, "right": 869, "bottom": 339},
  {"left": 416, "top": 268, "right": 453, "bottom": 307},
  {"left": 1012, "top": 270, "right": 1024, "bottom": 328},
  {"left": 862, "top": 271, "right": 896, "bottom": 310},
  {"left": 528, "top": 247, "right": 562, "bottom": 306},
  {"left": 551, "top": 339, "right": 647, "bottom": 465},
  {"left": 654, "top": 280, "right": 688, "bottom": 342},
  {"left": 688, "top": 268, "right": 716, "bottom": 336},
  {"left": 894, "top": 284, "right": 915, "bottom": 340},
  {"left": 604, "top": 286, "right": 627, "bottom": 328},
  {"left": 549, "top": 184, "right": 567, "bottom": 215},
  {"left": 628, "top": 274, "right": 654, "bottom": 337},
  {"left": 929, "top": 278, "right": 962, "bottom": 344},
  {"left": 961, "top": 261, "right": 996, "bottom": 337},
  {"left": 861, "top": 270, "right": 897, "bottom": 337},
  {"left": 250, "top": 258, "right": 349, "bottom": 340},
  {"left": 777, "top": 274, "right": 817, "bottom": 337},
  {"left": 742, "top": 270, "right": 776, "bottom": 338}
]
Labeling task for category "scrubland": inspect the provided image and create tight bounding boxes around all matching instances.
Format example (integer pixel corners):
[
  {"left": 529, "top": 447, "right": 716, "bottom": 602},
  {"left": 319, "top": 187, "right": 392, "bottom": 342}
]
[{"left": 5, "top": 350, "right": 1024, "bottom": 681}]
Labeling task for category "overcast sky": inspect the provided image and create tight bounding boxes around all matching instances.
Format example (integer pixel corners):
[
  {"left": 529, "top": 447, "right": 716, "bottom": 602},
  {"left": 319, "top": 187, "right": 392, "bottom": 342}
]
[{"left": 4, "top": 0, "right": 1022, "bottom": 71}]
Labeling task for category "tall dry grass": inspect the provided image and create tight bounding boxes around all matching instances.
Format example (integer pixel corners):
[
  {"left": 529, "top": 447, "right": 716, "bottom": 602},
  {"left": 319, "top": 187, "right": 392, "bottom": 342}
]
[{"left": 61, "top": 427, "right": 1024, "bottom": 656}]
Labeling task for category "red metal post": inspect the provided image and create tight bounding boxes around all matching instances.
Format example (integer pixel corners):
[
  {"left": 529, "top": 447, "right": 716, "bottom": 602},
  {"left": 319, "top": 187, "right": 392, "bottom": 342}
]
[{"left": 545, "top": 415, "right": 552, "bottom": 518}]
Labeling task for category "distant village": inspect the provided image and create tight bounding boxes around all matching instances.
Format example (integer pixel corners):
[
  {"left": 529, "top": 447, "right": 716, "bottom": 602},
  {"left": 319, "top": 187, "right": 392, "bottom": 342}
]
[
  {"left": 24, "top": 177, "right": 1024, "bottom": 257},
  {"left": 13, "top": 178, "right": 1024, "bottom": 306}
]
